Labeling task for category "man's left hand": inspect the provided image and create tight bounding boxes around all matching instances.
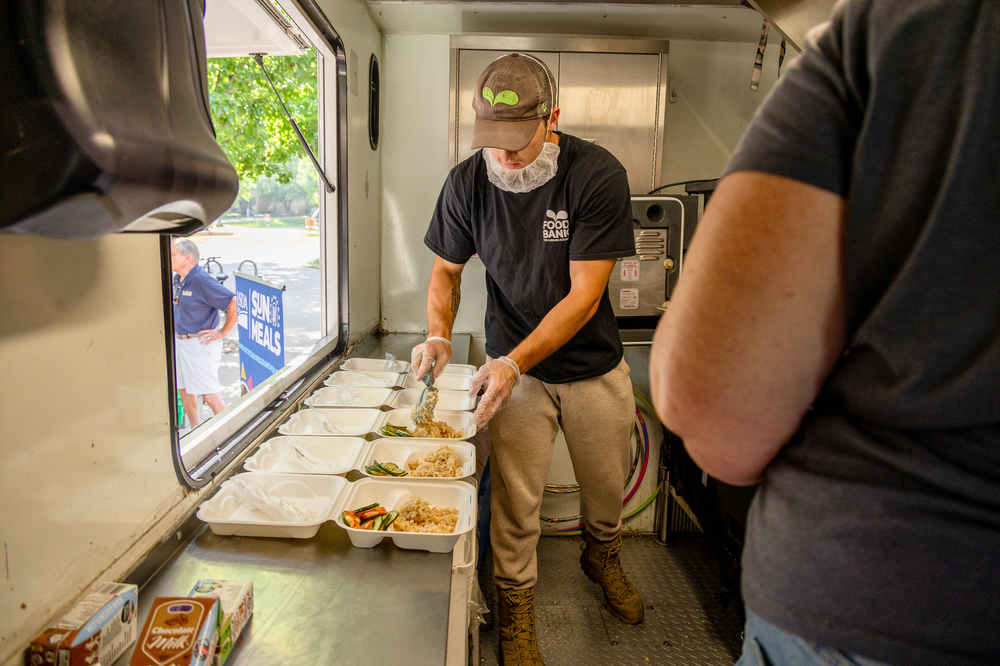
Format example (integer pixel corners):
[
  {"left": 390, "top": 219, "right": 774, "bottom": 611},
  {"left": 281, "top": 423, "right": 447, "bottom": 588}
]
[
  {"left": 469, "top": 356, "right": 520, "bottom": 426},
  {"left": 199, "top": 328, "right": 223, "bottom": 344}
]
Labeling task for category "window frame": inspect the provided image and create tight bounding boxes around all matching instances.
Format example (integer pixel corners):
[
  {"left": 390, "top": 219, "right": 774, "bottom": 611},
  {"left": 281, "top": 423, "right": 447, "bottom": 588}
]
[{"left": 165, "top": 0, "right": 351, "bottom": 489}]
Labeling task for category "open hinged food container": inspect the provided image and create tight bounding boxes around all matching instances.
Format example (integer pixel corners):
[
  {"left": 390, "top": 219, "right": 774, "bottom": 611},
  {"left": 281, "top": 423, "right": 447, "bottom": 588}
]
[
  {"left": 386, "top": 388, "right": 475, "bottom": 411},
  {"left": 378, "top": 409, "right": 477, "bottom": 440},
  {"left": 362, "top": 439, "right": 475, "bottom": 480},
  {"left": 400, "top": 373, "right": 472, "bottom": 392},
  {"left": 304, "top": 386, "right": 395, "bottom": 408},
  {"left": 324, "top": 370, "right": 403, "bottom": 388},
  {"left": 334, "top": 478, "right": 476, "bottom": 553},
  {"left": 438, "top": 363, "right": 476, "bottom": 377},
  {"left": 340, "top": 357, "right": 412, "bottom": 374},
  {"left": 198, "top": 473, "right": 349, "bottom": 539},
  {"left": 243, "top": 436, "right": 368, "bottom": 475},
  {"left": 279, "top": 408, "right": 382, "bottom": 436}
]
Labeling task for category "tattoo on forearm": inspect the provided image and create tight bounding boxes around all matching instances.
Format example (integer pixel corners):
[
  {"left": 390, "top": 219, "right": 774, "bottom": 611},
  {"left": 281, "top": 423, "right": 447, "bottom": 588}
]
[{"left": 450, "top": 287, "right": 460, "bottom": 316}]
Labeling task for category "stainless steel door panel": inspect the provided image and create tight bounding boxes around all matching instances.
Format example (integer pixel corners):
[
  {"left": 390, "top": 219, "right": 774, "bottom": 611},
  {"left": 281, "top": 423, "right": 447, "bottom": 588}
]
[{"left": 557, "top": 52, "right": 662, "bottom": 194}]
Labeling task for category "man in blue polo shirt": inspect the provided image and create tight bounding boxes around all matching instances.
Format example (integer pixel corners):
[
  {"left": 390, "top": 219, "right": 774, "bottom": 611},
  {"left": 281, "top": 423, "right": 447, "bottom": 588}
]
[{"left": 171, "top": 239, "right": 236, "bottom": 428}]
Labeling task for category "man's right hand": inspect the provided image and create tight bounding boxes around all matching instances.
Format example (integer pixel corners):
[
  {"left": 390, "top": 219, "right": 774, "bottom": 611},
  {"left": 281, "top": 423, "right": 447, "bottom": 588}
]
[{"left": 411, "top": 337, "right": 452, "bottom": 379}]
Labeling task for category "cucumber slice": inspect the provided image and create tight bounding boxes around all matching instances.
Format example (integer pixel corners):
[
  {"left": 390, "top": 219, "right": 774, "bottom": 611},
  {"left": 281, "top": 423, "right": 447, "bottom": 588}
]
[
  {"left": 353, "top": 502, "right": 379, "bottom": 514},
  {"left": 381, "top": 510, "right": 399, "bottom": 531}
]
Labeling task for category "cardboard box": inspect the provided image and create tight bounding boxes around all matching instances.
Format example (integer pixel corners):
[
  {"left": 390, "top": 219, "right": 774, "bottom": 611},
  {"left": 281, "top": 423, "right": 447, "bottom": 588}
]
[
  {"left": 26, "top": 582, "right": 137, "bottom": 666},
  {"left": 130, "top": 597, "right": 218, "bottom": 666},
  {"left": 188, "top": 581, "right": 253, "bottom": 665}
]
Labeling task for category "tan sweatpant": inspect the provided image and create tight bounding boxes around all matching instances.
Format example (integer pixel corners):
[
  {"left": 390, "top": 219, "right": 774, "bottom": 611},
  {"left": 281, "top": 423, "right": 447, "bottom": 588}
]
[{"left": 488, "top": 358, "right": 635, "bottom": 589}]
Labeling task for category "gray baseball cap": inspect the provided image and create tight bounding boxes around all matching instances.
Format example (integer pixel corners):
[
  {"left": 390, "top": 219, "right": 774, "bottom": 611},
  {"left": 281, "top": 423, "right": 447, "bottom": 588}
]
[{"left": 471, "top": 53, "right": 556, "bottom": 152}]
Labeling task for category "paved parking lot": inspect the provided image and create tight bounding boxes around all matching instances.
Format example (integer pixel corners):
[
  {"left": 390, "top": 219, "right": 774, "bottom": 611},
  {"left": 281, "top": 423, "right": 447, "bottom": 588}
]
[{"left": 179, "top": 225, "right": 321, "bottom": 426}]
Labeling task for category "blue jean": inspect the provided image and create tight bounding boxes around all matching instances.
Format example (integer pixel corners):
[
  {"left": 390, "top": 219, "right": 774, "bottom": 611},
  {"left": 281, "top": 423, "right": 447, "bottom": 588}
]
[{"left": 736, "top": 609, "right": 895, "bottom": 666}]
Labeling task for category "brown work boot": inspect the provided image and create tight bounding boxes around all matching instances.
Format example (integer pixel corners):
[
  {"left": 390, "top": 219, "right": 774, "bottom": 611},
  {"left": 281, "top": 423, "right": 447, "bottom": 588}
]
[
  {"left": 580, "top": 532, "right": 644, "bottom": 624},
  {"left": 496, "top": 586, "right": 545, "bottom": 666}
]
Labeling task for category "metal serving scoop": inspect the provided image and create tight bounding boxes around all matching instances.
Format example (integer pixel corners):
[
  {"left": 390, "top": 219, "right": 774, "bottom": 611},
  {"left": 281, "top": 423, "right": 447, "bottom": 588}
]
[{"left": 411, "top": 371, "right": 439, "bottom": 426}]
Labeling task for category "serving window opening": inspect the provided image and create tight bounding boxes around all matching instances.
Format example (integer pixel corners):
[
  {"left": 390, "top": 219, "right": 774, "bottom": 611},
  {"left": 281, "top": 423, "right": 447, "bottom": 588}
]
[{"left": 168, "top": 0, "right": 346, "bottom": 487}]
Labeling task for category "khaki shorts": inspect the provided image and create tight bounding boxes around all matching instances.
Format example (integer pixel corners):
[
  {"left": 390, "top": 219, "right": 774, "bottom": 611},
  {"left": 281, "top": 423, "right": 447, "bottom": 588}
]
[{"left": 175, "top": 337, "right": 223, "bottom": 395}]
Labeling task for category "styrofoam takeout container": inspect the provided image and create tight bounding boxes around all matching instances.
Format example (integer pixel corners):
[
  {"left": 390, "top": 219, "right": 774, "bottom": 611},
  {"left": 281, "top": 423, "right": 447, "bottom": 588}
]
[
  {"left": 198, "top": 472, "right": 348, "bottom": 539},
  {"left": 362, "top": 439, "right": 475, "bottom": 480},
  {"left": 377, "top": 409, "right": 477, "bottom": 441},
  {"left": 400, "top": 373, "right": 472, "bottom": 392},
  {"left": 438, "top": 363, "right": 476, "bottom": 377},
  {"left": 324, "top": 370, "right": 403, "bottom": 388},
  {"left": 386, "top": 388, "right": 475, "bottom": 411},
  {"left": 304, "top": 386, "right": 395, "bottom": 408},
  {"left": 340, "top": 357, "right": 412, "bottom": 374},
  {"left": 243, "top": 436, "right": 368, "bottom": 475},
  {"left": 334, "top": 478, "right": 476, "bottom": 553},
  {"left": 279, "top": 408, "right": 382, "bottom": 436}
]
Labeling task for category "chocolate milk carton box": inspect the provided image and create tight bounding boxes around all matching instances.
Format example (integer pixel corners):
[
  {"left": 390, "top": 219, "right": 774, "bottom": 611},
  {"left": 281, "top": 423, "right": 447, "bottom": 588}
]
[
  {"left": 188, "top": 581, "right": 253, "bottom": 665},
  {"left": 130, "top": 597, "right": 218, "bottom": 666},
  {"left": 26, "top": 582, "right": 137, "bottom": 666}
]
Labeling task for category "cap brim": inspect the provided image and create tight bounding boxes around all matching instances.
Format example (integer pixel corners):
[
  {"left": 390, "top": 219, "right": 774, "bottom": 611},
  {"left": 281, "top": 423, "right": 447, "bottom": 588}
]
[{"left": 470, "top": 117, "right": 541, "bottom": 152}]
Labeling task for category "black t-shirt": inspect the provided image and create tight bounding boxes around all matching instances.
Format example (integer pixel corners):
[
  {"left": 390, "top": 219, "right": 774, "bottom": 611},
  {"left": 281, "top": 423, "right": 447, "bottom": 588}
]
[
  {"left": 726, "top": 1, "right": 1000, "bottom": 664},
  {"left": 424, "top": 134, "right": 634, "bottom": 383}
]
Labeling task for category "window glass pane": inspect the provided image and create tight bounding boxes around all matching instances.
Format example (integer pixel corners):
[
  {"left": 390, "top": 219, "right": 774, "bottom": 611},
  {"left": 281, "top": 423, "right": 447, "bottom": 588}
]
[{"left": 172, "top": 51, "right": 321, "bottom": 435}]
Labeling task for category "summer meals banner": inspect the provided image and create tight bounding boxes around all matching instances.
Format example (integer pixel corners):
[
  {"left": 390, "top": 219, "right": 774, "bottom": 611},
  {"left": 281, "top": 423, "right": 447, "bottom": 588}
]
[{"left": 234, "top": 272, "right": 285, "bottom": 395}]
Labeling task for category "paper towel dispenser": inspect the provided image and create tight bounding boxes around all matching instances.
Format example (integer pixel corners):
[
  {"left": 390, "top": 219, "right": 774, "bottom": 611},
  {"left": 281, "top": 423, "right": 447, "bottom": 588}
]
[{"left": 0, "top": 0, "right": 239, "bottom": 239}]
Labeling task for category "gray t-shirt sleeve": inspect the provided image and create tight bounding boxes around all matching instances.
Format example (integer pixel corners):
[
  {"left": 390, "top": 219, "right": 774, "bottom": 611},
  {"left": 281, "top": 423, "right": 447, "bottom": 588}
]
[{"left": 725, "top": 2, "right": 864, "bottom": 197}]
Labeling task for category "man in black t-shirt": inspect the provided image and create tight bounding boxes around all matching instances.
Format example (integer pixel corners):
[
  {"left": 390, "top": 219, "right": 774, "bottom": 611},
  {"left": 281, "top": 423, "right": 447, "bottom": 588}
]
[
  {"left": 651, "top": 1, "right": 1000, "bottom": 665},
  {"left": 415, "top": 53, "right": 643, "bottom": 665}
]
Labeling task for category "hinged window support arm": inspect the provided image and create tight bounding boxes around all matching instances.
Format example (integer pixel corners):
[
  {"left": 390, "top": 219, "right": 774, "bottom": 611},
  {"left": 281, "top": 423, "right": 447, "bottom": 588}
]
[{"left": 252, "top": 53, "right": 335, "bottom": 194}]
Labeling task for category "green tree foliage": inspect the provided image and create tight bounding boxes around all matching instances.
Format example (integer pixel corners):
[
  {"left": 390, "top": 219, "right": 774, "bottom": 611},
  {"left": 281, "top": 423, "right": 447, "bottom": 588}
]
[
  {"left": 207, "top": 53, "right": 318, "bottom": 202},
  {"left": 255, "top": 157, "right": 319, "bottom": 214}
]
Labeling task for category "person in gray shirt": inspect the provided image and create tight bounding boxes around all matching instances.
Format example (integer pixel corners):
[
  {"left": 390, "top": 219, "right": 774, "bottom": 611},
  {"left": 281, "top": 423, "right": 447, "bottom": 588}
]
[{"left": 651, "top": 1, "right": 1000, "bottom": 665}]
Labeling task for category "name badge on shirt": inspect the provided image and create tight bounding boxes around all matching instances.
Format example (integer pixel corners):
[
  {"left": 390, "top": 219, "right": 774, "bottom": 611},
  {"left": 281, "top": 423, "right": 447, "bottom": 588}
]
[{"left": 182, "top": 290, "right": 192, "bottom": 296}]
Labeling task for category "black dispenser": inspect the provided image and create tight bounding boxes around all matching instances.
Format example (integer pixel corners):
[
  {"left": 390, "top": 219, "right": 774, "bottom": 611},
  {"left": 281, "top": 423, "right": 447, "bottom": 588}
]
[{"left": 0, "top": 0, "right": 239, "bottom": 238}]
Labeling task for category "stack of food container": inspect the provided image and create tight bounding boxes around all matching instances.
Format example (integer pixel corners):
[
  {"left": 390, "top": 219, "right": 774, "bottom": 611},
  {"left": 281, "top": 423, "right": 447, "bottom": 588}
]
[{"left": 197, "top": 355, "right": 479, "bottom": 554}]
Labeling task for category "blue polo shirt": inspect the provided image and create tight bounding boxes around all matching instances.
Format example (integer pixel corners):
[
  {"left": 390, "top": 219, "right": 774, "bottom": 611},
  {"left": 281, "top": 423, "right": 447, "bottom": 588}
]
[{"left": 173, "top": 265, "right": 235, "bottom": 335}]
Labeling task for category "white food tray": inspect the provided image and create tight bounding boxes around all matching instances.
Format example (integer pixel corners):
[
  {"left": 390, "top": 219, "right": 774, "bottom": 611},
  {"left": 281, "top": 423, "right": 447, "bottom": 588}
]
[
  {"left": 378, "top": 409, "right": 477, "bottom": 441},
  {"left": 279, "top": 408, "right": 382, "bottom": 436},
  {"left": 334, "top": 478, "right": 476, "bottom": 553},
  {"left": 242, "top": 437, "right": 473, "bottom": 480},
  {"left": 340, "top": 357, "right": 411, "bottom": 374},
  {"left": 438, "top": 363, "right": 476, "bottom": 377},
  {"left": 324, "top": 370, "right": 403, "bottom": 388},
  {"left": 362, "top": 439, "right": 475, "bottom": 480},
  {"left": 198, "top": 473, "right": 348, "bottom": 539},
  {"left": 386, "top": 388, "right": 475, "bottom": 411},
  {"left": 400, "top": 373, "right": 472, "bottom": 392},
  {"left": 243, "top": 436, "right": 368, "bottom": 475},
  {"left": 304, "top": 386, "right": 395, "bottom": 408}
]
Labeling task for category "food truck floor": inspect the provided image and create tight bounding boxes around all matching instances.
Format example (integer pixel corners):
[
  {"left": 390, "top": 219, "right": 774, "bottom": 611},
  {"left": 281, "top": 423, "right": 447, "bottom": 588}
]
[
  {"left": 478, "top": 535, "right": 744, "bottom": 666},
  {"left": 119, "top": 521, "right": 455, "bottom": 665}
]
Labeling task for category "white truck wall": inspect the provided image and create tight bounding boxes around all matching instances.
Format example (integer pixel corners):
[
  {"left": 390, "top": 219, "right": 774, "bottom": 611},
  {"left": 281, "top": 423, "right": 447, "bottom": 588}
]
[
  {"left": 0, "top": 235, "right": 186, "bottom": 665},
  {"left": 315, "top": 0, "right": 386, "bottom": 343},
  {"left": 380, "top": 34, "right": 491, "bottom": 362},
  {"left": 0, "top": 2, "right": 384, "bottom": 662},
  {"left": 380, "top": 35, "right": 786, "bottom": 361}
]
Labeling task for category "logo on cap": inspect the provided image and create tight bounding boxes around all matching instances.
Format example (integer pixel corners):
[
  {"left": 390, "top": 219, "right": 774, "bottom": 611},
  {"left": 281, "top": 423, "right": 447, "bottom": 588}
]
[{"left": 482, "top": 86, "right": 519, "bottom": 107}]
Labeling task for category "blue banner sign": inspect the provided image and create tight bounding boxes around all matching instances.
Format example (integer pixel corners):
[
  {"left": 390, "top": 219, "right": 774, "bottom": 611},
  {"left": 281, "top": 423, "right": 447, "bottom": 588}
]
[{"left": 234, "top": 272, "right": 285, "bottom": 395}]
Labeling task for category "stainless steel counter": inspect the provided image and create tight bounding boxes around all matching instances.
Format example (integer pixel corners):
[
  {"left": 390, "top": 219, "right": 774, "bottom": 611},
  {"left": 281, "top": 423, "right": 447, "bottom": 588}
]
[
  {"left": 115, "top": 333, "right": 479, "bottom": 666},
  {"left": 119, "top": 521, "right": 455, "bottom": 665}
]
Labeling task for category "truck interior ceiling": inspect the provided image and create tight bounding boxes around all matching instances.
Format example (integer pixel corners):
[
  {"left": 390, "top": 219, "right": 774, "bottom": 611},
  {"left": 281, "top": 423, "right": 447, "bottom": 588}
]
[{"left": 0, "top": 1, "right": 837, "bottom": 665}]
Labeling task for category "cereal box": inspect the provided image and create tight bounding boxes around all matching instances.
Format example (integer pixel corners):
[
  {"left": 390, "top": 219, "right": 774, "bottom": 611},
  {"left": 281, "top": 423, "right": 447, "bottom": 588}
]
[{"left": 26, "top": 582, "right": 137, "bottom": 666}]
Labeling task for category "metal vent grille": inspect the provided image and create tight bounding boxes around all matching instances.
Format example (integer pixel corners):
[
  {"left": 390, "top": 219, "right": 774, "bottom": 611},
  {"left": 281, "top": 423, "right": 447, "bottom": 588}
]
[{"left": 635, "top": 230, "right": 666, "bottom": 258}]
